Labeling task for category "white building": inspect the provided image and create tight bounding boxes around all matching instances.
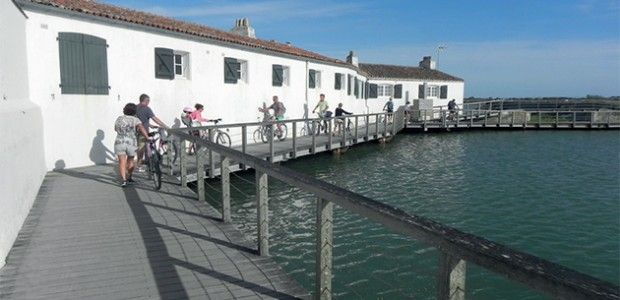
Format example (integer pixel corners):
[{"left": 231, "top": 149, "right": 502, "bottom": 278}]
[{"left": 0, "top": 0, "right": 464, "bottom": 266}]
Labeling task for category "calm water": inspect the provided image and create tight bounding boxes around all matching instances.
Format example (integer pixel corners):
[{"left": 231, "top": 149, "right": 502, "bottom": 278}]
[{"left": 205, "top": 131, "right": 620, "bottom": 299}]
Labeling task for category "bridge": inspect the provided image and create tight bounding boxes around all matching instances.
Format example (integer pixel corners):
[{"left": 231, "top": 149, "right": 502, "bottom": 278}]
[{"left": 1, "top": 108, "right": 618, "bottom": 299}]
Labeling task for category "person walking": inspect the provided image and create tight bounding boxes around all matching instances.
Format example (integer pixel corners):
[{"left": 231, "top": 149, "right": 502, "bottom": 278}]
[
  {"left": 114, "top": 103, "right": 149, "bottom": 187},
  {"left": 334, "top": 102, "right": 353, "bottom": 135},
  {"left": 383, "top": 97, "right": 394, "bottom": 123},
  {"left": 136, "top": 94, "right": 168, "bottom": 170}
]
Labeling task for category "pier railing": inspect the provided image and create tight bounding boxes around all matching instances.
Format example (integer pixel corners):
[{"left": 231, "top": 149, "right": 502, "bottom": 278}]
[
  {"left": 167, "top": 128, "right": 618, "bottom": 300},
  {"left": 406, "top": 109, "right": 620, "bottom": 129}
]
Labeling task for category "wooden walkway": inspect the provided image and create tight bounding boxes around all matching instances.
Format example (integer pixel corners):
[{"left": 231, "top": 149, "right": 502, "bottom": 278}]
[{"left": 0, "top": 165, "right": 307, "bottom": 300}]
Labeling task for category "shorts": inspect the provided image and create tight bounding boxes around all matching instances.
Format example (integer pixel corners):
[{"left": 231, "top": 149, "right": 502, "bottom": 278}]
[
  {"left": 114, "top": 142, "right": 137, "bottom": 157},
  {"left": 137, "top": 135, "right": 147, "bottom": 153}
]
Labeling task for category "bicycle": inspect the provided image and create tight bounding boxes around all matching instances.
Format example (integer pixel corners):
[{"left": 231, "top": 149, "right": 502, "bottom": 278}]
[
  {"left": 253, "top": 113, "right": 288, "bottom": 143},
  {"left": 146, "top": 131, "right": 162, "bottom": 190},
  {"left": 153, "top": 127, "right": 177, "bottom": 166},
  {"left": 210, "top": 119, "right": 231, "bottom": 147}
]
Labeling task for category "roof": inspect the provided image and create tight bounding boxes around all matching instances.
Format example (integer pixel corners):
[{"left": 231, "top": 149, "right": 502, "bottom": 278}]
[
  {"left": 18, "top": 0, "right": 351, "bottom": 67},
  {"left": 359, "top": 63, "right": 464, "bottom": 82}
]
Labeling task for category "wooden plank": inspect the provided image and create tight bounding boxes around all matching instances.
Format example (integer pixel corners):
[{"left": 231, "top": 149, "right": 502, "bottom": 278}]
[
  {"left": 256, "top": 171, "right": 269, "bottom": 256},
  {"left": 315, "top": 198, "right": 333, "bottom": 300},
  {"left": 180, "top": 139, "right": 187, "bottom": 187},
  {"left": 292, "top": 121, "right": 297, "bottom": 158},
  {"left": 221, "top": 156, "right": 231, "bottom": 223},
  {"left": 437, "top": 251, "right": 466, "bottom": 300},
  {"left": 195, "top": 146, "right": 205, "bottom": 202}
]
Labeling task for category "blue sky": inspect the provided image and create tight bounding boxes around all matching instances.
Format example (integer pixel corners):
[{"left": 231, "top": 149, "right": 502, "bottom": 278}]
[{"left": 108, "top": 0, "right": 620, "bottom": 97}]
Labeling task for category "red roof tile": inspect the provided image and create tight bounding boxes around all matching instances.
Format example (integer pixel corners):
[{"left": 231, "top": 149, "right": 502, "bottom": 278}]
[
  {"left": 360, "top": 63, "right": 464, "bottom": 82},
  {"left": 20, "top": 0, "right": 352, "bottom": 67}
]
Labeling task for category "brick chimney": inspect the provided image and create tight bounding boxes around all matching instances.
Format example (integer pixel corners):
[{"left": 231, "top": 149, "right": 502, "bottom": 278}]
[
  {"left": 230, "top": 18, "right": 256, "bottom": 38},
  {"left": 419, "top": 56, "right": 436, "bottom": 70},
  {"left": 346, "top": 51, "right": 358, "bottom": 67}
]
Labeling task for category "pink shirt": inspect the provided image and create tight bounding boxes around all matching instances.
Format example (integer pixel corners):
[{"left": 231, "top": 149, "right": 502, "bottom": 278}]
[{"left": 189, "top": 110, "right": 209, "bottom": 124}]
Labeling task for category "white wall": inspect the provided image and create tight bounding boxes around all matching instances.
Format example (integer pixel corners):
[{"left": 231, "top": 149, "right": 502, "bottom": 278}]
[
  {"left": 0, "top": 1, "right": 46, "bottom": 268},
  {"left": 24, "top": 9, "right": 372, "bottom": 169},
  {"left": 369, "top": 79, "right": 465, "bottom": 110}
]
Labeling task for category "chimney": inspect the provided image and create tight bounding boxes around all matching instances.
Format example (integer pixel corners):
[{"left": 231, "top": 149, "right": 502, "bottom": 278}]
[
  {"left": 346, "top": 51, "right": 358, "bottom": 67},
  {"left": 419, "top": 56, "right": 436, "bottom": 70},
  {"left": 230, "top": 17, "right": 256, "bottom": 38}
]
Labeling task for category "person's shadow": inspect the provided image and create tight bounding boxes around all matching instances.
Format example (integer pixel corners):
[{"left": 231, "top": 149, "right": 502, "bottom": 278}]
[{"left": 89, "top": 129, "right": 116, "bottom": 165}]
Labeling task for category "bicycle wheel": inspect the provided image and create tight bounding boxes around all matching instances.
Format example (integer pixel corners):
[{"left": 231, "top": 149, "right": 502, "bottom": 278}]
[
  {"left": 253, "top": 128, "right": 262, "bottom": 144},
  {"left": 149, "top": 154, "right": 162, "bottom": 190},
  {"left": 216, "top": 132, "right": 231, "bottom": 147},
  {"left": 277, "top": 124, "right": 287, "bottom": 141},
  {"left": 299, "top": 126, "right": 307, "bottom": 136}
]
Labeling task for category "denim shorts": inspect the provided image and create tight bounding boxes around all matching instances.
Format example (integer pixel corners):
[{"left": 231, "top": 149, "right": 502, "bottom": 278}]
[{"left": 114, "top": 140, "right": 137, "bottom": 157}]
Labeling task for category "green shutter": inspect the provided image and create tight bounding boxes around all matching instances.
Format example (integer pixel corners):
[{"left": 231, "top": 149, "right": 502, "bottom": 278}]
[
  {"left": 58, "top": 32, "right": 86, "bottom": 94},
  {"left": 418, "top": 85, "right": 425, "bottom": 99},
  {"left": 309, "top": 69, "right": 316, "bottom": 88},
  {"left": 369, "top": 84, "right": 378, "bottom": 98},
  {"left": 224, "top": 57, "right": 239, "bottom": 83},
  {"left": 155, "top": 47, "right": 174, "bottom": 79},
  {"left": 347, "top": 75, "right": 352, "bottom": 95},
  {"left": 272, "top": 64, "right": 283, "bottom": 86},
  {"left": 354, "top": 77, "right": 359, "bottom": 98},
  {"left": 440, "top": 85, "right": 448, "bottom": 99},
  {"left": 334, "top": 73, "right": 342, "bottom": 90},
  {"left": 394, "top": 84, "right": 402, "bottom": 99},
  {"left": 83, "top": 35, "right": 109, "bottom": 95}
]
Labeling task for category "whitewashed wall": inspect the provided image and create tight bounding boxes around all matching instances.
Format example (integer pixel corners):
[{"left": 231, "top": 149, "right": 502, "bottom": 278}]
[
  {"left": 368, "top": 79, "right": 465, "bottom": 110},
  {"left": 24, "top": 9, "right": 372, "bottom": 170},
  {"left": 0, "top": 1, "right": 46, "bottom": 268}
]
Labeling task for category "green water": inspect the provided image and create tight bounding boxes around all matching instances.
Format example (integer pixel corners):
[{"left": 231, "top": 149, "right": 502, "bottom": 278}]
[{"left": 208, "top": 131, "right": 620, "bottom": 299}]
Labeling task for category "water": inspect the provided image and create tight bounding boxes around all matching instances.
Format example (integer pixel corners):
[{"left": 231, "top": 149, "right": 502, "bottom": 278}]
[{"left": 205, "top": 130, "right": 620, "bottom": 299}]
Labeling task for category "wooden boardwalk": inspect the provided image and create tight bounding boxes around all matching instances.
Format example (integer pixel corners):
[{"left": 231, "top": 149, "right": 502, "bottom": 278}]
[{"left": 0, "top": 165, "right": 307, "bottom": 300}]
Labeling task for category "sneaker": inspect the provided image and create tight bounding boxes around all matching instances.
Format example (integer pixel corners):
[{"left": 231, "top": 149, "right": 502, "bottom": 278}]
[
  {"left": 127, "top": 177, "right": 135, "bottom": 184},
  {"left": 121, "top": 181, "right": 127, "bottom": 188}
]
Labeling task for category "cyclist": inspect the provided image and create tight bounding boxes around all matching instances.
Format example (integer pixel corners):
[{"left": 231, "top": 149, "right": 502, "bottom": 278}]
[
  {"left": 447, "top": 99, "right": 459, "bottom": 120},
  {"left": 383, "top": 97, "right": 394, "bottom": 123},
  {"left": 312, "top": 94, "right": 329, "bottom": 133},
  {"left": 258, "top": 95, "right": 286, "bottom": 137},
  {"left": 334, "top": 103, "right": 352, "bottom": 135}
]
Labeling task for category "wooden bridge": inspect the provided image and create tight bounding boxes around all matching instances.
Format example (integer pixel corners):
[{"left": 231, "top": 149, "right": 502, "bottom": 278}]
[{"left": 1, "top": 108, "right": 618, "bottom": 299}]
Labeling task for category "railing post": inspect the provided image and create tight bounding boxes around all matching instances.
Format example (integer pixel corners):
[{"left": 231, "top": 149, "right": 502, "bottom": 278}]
[
  {"left": 392, "top": 113, "right": 397, "bottom": 135},
  {"left": 483, "top": 111, "right": 488, "bottom": 127},
  {"left": 555, "top": 111, "right": 559, "bottom": 127},
  {"left": 269, "top": 123, "right": 275, "bottom": 162},
  {"left": 456, "top": 111, "right": 460, "bottom": 127},
  {"left": 590, "top": 111, "right": 594, "bottom": 127},
  {"left": 469, "top": 111, "right": 473, "bottom": 127},
  {"left": 315, "top": 198, "right": 333, "bottom": 300},
  {"left": 180, "top": 138, "right": 187, "bottom": 187},
  {"left": 195, "top": 145, "right": 206, "bottom": 202},
  {"left": 498, "top": 110, "right": 503, "bottom": 126},
  {"left": 538, "top": 111, "right": 542, "bottom": 127},
  {"left": 220, "top": 156, "right": 231, "bottom": 223},
  {"left": 572, "top": 112, "right": 577, "bottom": 127},
  {"left": 292, "top": 121, "right": 297, "bottom": 158},
  {"left": 311, "top": 120, "right": 317, "bottom": 154},
  {"left": 441, "top": 111, "right": 447, "bottom": 128},
  {"left": 365, "top": 115, "right": 370, "bottom": 141},
  {"left": 327, "top": 118, "right": 333, "bottom": 150},
  {"left": 241, "top": 125, "right": 247, "bottom": 170},
  {"left": 256, "top": 171, "right": 269, "bottom": 256},
  {"left": 383, "top": 112, "right": 388, "bottom": 137},
  {"left": 375, "top": 115, "right": 379, "bottom": 138},
  {"left": 354, "top": 115, "right": 359, "bottom": 143},
  {"left": 341, "top": 118, "right": 346, "bottom": 147},
  {"left": 208, "top": 128, "right": 215, "bottom": 178},
  {"left": 510, "top": 111, "right": 515, "bottom": 127},
  {"left": 437, "top": 251, "right": 466, "bottom": 300}
]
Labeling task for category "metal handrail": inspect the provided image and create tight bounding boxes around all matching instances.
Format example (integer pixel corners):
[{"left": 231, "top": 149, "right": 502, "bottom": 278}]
[{"left": 170, "top": 128, "right": 619, "bottom": 299}]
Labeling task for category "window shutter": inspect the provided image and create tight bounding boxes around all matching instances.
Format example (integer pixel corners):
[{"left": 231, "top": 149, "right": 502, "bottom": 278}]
[
  {"left": 418, "top": 85, "right": 425, "bottom": 99},
  {"left": 394, "top": 84, "right": 402, "bottom": 99},
  {"left": 334, "top": 73, "right": 342, "bottom": 90},
  {"left": 155, "top": 47, "right": 174, "bottom": 79},
  {"left": 82, "top": 35, "right": 109, "bottom": 95},
  {"left": 272, "top": 64, "right": 283, "bottom": 86},
  {"left": 347, "top": 74, "right": 352, "bottom": 95},
  {"left": 58, "top": 32, "right": 86, "bottom": 94},
  {"left": 440, "top": 85, "right": 448, "bottom": 99},
  {"left": 369, "top": 84, "right": 378, "bottom": 98},
  {"left": 354, "top": 77, "right": 359, "bottom": 98},
  {"left": 224, "top": 57, "right": 239, "bottom": 83},
  {"left": 309, "top": 69, "right": 316, "bottom": 88}
]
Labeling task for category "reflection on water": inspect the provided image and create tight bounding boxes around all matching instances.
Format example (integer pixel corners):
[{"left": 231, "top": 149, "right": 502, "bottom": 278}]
[{"left": 210, "top": 131, "right": 620, "bottom": 299}]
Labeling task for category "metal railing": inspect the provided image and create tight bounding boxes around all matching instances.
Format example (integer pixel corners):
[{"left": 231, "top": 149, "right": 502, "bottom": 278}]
[
  {"left": 167, "top": 127, "right": 618, "bottom": 300},
  {"left": 406, "top": 109, "right": 620, "bottom": 129},
  {"left": 463, "top": 99, "right": 620, "bottom": 112}
]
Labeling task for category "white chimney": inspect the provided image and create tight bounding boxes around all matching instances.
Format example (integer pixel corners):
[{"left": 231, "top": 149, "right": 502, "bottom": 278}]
[
  {"left": 230, "top": 17, "right": 256, "bottom": 38},
  {"left": 346, "top": 51, "right": 358, "bottom": 67},
  {"left": 419, "top": 56, "right": 436, "bottom": 70}
]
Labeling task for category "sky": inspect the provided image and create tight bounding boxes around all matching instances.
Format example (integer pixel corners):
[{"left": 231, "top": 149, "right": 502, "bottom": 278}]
[{"left": 107, "top": 0, "right": 620, "bottom": 98}]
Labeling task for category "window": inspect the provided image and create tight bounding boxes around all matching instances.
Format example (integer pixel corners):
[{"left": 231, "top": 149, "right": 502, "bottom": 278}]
[
  {"left": 309, "top": 69, "right": 321, "bottom": 88},
  {"left": 224, "top": 57, "right": 248, "bottom": 84},
  {"left": 58, "top": 32, "right": 109, "bottom": 95},
  {"left": 334, "top": 73, "right": 344, "bottom": 90},
  {"left": 174, "top": 52, "right": 190, "bottom": 79},
  {"left": 377, "top": 84, "right": 393, "bottom": 97},
  {"left": 272, "top": 64, "right": 290, "bottom": 87},
  {"left": 155, "top": 48, "right": 190, "bottom": 80},
  {"left": 368, "top": 83, "right": 378, "bottom": 98},
  {"left": 426, "top": 85, "right": 439, "bottom": 98}
]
